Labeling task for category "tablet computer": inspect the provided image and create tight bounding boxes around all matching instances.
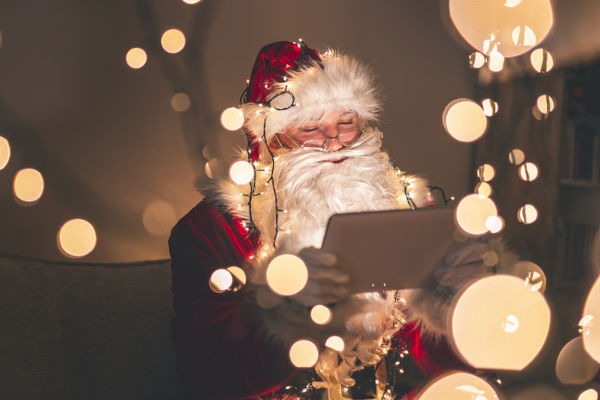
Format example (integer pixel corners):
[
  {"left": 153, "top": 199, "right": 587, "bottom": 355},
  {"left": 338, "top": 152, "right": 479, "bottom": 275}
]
[{"left": 321, "top": 207, "right": 456, "bottom": 293}]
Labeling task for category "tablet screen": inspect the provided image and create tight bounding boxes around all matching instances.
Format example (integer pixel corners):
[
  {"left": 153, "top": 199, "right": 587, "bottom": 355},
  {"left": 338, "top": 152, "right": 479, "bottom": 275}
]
[{"left": 321, "top": 207, "right": 457, "bottom": 293}]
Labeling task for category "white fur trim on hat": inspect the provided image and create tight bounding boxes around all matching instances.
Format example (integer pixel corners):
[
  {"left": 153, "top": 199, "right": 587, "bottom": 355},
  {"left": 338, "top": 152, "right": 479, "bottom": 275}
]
[{"left": 240, "top": 51, "right": 381, "bottom": 143}]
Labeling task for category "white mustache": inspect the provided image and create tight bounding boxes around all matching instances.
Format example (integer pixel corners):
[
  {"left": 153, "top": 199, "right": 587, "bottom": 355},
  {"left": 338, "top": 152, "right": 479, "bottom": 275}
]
[{"left": 274, "top": 128, "right": 384, "bottom": 171}]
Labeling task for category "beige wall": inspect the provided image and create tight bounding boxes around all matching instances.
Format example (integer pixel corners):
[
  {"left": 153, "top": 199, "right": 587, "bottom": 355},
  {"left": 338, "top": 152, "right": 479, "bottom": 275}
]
[{"left": 2, "top": 0, "right": 595, "bottom": 262}]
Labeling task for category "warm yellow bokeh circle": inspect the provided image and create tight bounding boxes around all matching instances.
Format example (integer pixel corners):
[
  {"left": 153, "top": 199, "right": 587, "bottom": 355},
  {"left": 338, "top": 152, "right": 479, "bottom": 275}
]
[{"left": 58, "top": 218, "right": 97, "bottom": 258}]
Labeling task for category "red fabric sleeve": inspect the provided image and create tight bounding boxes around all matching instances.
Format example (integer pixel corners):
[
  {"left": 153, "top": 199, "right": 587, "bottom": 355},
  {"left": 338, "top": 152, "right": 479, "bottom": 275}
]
[
  {"left": 395, "top": 322, "right": 474, "bottom": 399},
  {"left": 169, "top": 201, "right": 297, "bottom": 399}
]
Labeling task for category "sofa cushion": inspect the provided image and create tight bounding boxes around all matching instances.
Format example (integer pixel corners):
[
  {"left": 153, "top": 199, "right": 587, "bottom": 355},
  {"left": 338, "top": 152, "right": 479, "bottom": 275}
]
[{"left": 0, "top": 255, "right": 182, "bottom": 400}]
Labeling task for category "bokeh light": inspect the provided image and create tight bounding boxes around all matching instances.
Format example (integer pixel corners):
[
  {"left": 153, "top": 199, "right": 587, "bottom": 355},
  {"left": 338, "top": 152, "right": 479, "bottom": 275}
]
[
  {"left": 142, "top": 200, "right": 177, "bottom": 235},
  {"left": 582, "top": 275, "right": 600, "bottom": 363},
  {"left": 125, "top": 47, "right": 147, "bottom": 69},
  {"left": 266, "top": 254, "right": 308, "bottom": 296},
  {"left": 517, "top": 204, "right": 538, "bottom": 224},
  {"left": 580, "top": 389, "right": 599, "bottom": 400},
  {"left": 537, "top": 94, "right": 556, "bottom": 114},
  {"left": 482, "top": 250, "right": 499, "bottom": 267},
  {"left": 485, "top": 215, "right": 505, "bottom": 234},
  {"left": 182, "top": 0, "right": 203, "bottom": 4},
  {"left": 477, "top": 164, "right": 495, "bottom": 182},
  {"left": 508, "top": 148, "right": 526, "bottom": 165},
  {"left": 450, "top": 274, "right": 551, "bottom": 370},
  {"left": 229, "top": 160, "right": 254, "bottom": 185},
  {"left": 448, "top": 0, "right": 554, "bottom": 58},
  {"left": 310, "top": 304, "right": 332, "bottom": 325},
  {"left": 0, "top": 136, "right": 10, "bottom": 170},
  {"left": 442, "top": 99, "right": 488, "bottom": 143},
  {"left": 325, "top": 336, "right": 345, "bottom": 352},
  {"left": 220, "top": 107, "right": 245, "bottom": 131},
  {"left": 58, "top": 218, "right": 97, "bottom": 258},
  {"left": 455, "top": 194, "right": 498, "bottom": 236},
  {"left": 475, "top": 182, "right": 493, "bottom": 197},
  {"left": 488, "top": 50, "right": 505, "bottom": 72},
  {"left": 289, "top": 339, "right": 319, "bottom": 368},
  {"left": 481, "top": 99, "right": 499, "bottom": 116},
  {"left": 555, "top": 336, "right": 599, "bottom": 385},
  {"left": 512, "top": 25, "right": 537, "bottom": 47},
  {"left": 209, "top": 269, "right": 233, "bottom": 293},
  {"left": 416, "top": 372, "right": 500, "bottom": 400},
  {"left": 204, "top": 158, "right": 220, "bottom": 179},
  {"left": 13, "top": 168, "right": 44, "bottom": 204},
  {"left": 530, "top": 48, "right": 554, "bottom": 73},
  {"left": 201, "top": 144, "right": 212, "bottom": 160},
  {"left": 531, "top": 107, "right": 544, "bottom": 123},
  {"left": 227, "top": 266, "right": 247, "bottom": 285},
  {"left": 161, "top": 29, "right": 186, "bottom": 54},
  {"left": 519, "top": 162, "right": 539, "bottom": 181},
  {"left": 504, "top": 0, "right": 523, "bottom": 8},
  {"left": 171, "top": 92, "right": 191, "bottom": 112},
  {"left": 469, "top": 52, "right": 485, "bottom": 69},
  {"left": 511, "top": 260, "right": 546, "bottom": 292}
]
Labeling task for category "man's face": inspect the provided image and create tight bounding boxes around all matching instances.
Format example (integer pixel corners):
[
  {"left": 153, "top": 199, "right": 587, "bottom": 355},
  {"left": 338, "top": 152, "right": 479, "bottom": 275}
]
[{"left": 270, "top": 110, "right": 362, "bottom": 153}]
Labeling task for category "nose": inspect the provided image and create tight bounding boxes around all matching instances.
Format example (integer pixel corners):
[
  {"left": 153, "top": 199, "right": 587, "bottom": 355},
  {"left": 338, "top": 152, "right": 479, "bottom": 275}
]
[
  {"left": 325, "top": 137, "right": 343, "bottom": 151},
  {"left": 322, "top": 121, "right": 342, "bottom": 151}
]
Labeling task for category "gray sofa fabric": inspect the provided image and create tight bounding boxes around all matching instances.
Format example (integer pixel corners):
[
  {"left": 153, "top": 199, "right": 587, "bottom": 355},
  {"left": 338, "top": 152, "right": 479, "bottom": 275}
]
[{"left": 0, "top": 254, "right": 182, "bottom": 400}]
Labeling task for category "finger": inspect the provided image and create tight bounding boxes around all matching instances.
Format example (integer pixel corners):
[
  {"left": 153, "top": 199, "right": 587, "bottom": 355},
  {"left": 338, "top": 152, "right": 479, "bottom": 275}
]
[
  {"left": 306, "top": 266, "right": 350, "bottom": 284},
  {"left": 295, "top": 283, "right": 349, "bottom": 306},
  {"left": 299, "top": 247, "right": 338, "bottom": 267}
]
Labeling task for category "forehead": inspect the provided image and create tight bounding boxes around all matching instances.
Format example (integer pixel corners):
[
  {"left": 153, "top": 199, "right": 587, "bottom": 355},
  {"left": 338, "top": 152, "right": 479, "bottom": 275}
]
[{"left": 305, "top": 110, "right": 357, "bottom": 123}]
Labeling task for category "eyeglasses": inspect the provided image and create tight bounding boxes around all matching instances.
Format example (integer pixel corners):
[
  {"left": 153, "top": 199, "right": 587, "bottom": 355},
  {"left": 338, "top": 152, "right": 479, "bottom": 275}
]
[{"left": 275, "top": 112, "right": 362, "bottom": 151}]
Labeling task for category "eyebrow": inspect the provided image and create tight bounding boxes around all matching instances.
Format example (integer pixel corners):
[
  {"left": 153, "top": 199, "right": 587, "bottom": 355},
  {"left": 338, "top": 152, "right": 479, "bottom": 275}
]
[{"left": 339, "top": 111, "right": 356, "bottom": 117}]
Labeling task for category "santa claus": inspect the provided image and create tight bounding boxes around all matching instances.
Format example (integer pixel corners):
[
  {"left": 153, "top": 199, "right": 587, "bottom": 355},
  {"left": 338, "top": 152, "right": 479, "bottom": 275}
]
[{"left": 169, "top": 41, "right": 508, "bottom": 400}]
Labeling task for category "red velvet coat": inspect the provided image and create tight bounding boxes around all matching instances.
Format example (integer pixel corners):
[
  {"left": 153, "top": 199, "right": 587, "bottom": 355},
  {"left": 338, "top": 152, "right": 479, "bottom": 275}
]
[{"left": 169, "top": 201, "right": 464, "bottom": 400}]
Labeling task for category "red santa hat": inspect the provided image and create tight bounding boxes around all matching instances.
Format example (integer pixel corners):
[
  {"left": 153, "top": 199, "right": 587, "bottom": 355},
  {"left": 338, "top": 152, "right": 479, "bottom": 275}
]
[{"left": 240, "top": 41, "right": 381, "bottom": 159}]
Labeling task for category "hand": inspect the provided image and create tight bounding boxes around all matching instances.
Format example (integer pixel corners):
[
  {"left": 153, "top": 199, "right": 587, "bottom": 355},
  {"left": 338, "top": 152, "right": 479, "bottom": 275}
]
[{"left": 290, "top": 247, "right": 350, "bottom": 307}]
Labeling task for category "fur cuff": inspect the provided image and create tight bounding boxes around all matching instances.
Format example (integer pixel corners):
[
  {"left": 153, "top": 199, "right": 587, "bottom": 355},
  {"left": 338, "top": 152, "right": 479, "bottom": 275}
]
[{"left": 406, "top": 236, "right": 519, "bottom": 339}]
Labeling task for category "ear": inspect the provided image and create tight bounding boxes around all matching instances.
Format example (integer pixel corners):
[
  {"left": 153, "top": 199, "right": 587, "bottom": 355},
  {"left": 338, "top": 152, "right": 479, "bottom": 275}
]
[{"left": 268, "top": 133, "right": 284, "bottom": 153}]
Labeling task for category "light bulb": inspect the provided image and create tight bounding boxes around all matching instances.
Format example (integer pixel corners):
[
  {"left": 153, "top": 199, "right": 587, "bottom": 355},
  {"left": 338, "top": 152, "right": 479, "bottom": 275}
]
[
  {"left": 537, "top": 94, "right": 556, "bottom": 114},
  {"left": 508, "top": 148, "right": 526, "bottom": 165},
  {"left": 455, "top": 194, "right": 498, "bottom": 236},
  {"left": 220, "top": 107, "right": 244, "bottom": 131},
  {"left": 0, "top": 136, "right": 10, "bottom": 170},
  {"left": 310, "top": 305, "right": 332, "bottom": 325},
  {"left": 450, "top": 275, "right": 550, "bottom": 370},
  {"left": 58, "top": 218, "right": 97, "bottom": 258},
  {"left": 229, "top": 160, "right": 254, "bottom": 185},
  {"left": 161, "top": 29, "right": 186, "bottom": 54},
  {"left": 266, "top": 254, "right": 308, "bottom": 296},
  {"left": 13, "top": 168, "right": 44, "bottom": 204},
  {"left": 530, "top": 48, "right": 554, "bottom": 73},
  {"left": 125, "top": 47, "right": 147, "bottom": 69},
  {"left": 519, "top": 162, "right": 539, "bottom": 181},
  {"left": 289, "top": 339, "right": 319, "bottom": 368},
  {"left": 477, "top": 164, "right": 495, "bottom": 182},
  {"left": 209, "top": 269, "right": 233, "bottom": 293},
  {"left": 517, "top": 204, "right": 538, "bottom": 224},
  {"left": 325, "top": 336, "right": 345, "bottom": 352},
  {"left": 443, "top": 99, "right": 488, "bottom": 143}
]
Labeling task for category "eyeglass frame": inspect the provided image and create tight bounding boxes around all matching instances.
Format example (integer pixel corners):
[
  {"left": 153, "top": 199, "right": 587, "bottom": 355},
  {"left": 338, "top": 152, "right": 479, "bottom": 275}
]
[{"left": 273, "top": 111, "right": 364, "bottom": 151}]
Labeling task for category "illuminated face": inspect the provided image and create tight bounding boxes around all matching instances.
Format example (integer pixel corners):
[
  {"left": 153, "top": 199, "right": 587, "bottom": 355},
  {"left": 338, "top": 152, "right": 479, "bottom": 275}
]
[{"left": 270, "top": 110, "right": 362, "bottom": 153}]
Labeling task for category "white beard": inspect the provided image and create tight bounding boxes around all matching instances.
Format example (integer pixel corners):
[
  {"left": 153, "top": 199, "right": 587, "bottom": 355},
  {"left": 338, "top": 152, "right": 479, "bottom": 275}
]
[
  {"left": 273, "top": 129, "right": 399, "bottom": 252},
  {"left": 203, "top": 127, "right": 432, "bottom": 257}
]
